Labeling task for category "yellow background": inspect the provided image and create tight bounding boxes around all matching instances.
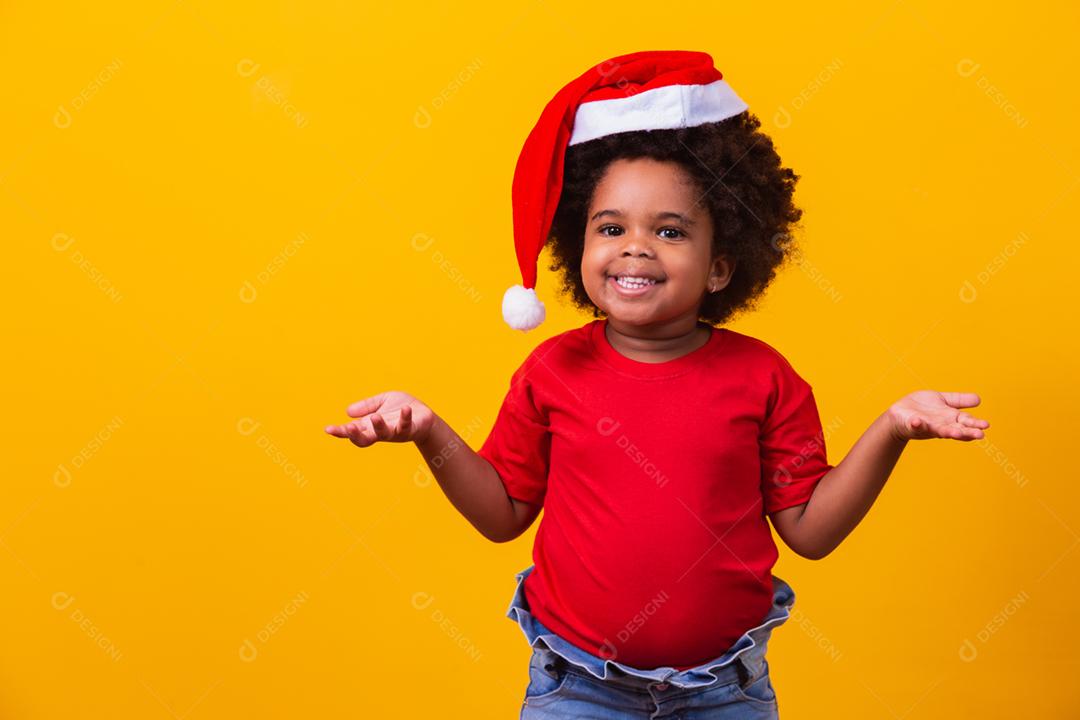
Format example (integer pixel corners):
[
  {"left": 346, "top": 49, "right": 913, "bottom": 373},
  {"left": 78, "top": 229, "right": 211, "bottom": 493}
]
[{"left": 2, "top": 1, "right": 1077, "bottom": 717}]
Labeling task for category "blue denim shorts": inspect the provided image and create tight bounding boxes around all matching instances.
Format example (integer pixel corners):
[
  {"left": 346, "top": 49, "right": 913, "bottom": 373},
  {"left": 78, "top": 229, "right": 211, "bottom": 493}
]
[{"left": 507, "top": 564, "right": 796, "bottom": 719}]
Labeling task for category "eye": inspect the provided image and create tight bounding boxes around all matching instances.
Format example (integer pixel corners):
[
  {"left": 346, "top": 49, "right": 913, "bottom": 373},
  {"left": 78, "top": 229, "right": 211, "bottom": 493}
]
[
  {"left": 658, "top": 227, "right": 686, "bottom": 239},
  {"left": 597, "top": 224, "right": 623, "bottom": 237}
]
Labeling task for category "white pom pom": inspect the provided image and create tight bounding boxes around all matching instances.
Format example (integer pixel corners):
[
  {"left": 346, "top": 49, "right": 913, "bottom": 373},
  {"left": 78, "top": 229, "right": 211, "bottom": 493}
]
[{"left": 502, "top": 284, "right": 546, "bottom": 331}]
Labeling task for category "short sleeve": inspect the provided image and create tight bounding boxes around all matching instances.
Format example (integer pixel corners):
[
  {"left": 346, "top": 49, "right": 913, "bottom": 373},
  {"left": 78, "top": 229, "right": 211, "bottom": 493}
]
[
  {"left": 759, "top": 357, "right": 834, "bottom": 514},
  {"left": 477, "top": 359, "right": 551, "bottom": 505}
]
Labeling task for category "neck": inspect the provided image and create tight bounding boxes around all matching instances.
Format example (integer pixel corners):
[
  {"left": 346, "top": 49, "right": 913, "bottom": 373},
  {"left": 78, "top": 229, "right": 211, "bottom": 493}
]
[{"left": 604, "top": 316, "right": 709, "bottom": 363}]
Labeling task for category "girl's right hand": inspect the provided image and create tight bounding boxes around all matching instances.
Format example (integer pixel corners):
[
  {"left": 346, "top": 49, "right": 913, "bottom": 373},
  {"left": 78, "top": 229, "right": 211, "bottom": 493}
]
[{"left": 324, "top": 391, "right": 437, "bottom": 448}]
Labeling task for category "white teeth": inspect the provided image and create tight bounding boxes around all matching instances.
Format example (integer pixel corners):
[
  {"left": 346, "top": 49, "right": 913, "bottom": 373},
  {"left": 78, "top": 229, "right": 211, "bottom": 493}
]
[{"left": 615, "top": 275, "right": 656, "bottom": 289}]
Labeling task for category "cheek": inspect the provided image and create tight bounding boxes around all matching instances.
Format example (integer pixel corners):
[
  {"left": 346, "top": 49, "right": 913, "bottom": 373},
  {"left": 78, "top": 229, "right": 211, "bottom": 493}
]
[
  {"left": 668, "top": 252, "right": 710, "bottom": 283},
  {"left": 580, "top": 243, "right": 606, "bottom": 276},
  {"left": 579, "top": 247, "right": 612, "bottom": 300},
  {"left": 581, "top": 268, "right": 605, "bottom": 297}
]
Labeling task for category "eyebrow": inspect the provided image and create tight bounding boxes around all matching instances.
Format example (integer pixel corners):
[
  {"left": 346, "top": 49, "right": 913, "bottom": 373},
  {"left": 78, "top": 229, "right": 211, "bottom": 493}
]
[{"left": 589, "top": 209, "right": 697, "bottom": 227}]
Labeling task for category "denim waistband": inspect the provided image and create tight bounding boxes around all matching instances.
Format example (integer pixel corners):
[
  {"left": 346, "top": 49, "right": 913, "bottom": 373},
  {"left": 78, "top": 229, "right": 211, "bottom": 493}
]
[{"left": 506, "top": 564, "right": 795, "bottom": 692}]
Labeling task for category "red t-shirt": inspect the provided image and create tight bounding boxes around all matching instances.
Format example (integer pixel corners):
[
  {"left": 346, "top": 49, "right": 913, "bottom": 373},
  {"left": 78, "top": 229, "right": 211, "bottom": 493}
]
[{"left": 478, "top": 318, "right": 834, "bottom": 670}]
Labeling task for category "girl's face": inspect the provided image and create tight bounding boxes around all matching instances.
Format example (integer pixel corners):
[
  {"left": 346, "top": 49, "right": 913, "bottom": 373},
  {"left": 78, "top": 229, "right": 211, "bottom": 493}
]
[{"left": 580, "top": 157, "right": 733, "bottom": 331}]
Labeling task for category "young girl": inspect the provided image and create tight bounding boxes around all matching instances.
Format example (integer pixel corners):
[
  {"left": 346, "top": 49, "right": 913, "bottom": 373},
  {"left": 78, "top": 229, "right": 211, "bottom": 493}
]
[{"left": 325, "top": 51, "right": 990, "bottom": 719}]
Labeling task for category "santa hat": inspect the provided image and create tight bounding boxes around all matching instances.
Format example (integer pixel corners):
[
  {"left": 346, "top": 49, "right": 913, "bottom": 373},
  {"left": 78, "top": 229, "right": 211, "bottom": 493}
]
[{"left": 501, "top": 50, "right": 748, "bottom": 331}]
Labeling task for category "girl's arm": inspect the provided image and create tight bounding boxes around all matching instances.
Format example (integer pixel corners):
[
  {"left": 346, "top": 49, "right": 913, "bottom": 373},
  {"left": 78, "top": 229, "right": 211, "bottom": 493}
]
[
  {"left": 325, "top": 391, "right": 540, "bottom": 543},
  {"left": 769, "top": 391, "right": 989, "bottom": 560},
  {"left": 415, "top": 414, "right": 542, "bottom": 543}
]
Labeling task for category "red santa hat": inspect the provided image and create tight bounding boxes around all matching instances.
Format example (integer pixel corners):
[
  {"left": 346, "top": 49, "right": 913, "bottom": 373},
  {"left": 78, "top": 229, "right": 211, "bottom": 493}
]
[{"left": 502, "top": 50, "right": 748, "bottom": 331}]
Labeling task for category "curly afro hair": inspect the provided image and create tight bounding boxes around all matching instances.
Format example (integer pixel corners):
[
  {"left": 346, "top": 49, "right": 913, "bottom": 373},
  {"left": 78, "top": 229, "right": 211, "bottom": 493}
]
[{"left": 545, "top": 111, "right": 804, "bottom": 327}]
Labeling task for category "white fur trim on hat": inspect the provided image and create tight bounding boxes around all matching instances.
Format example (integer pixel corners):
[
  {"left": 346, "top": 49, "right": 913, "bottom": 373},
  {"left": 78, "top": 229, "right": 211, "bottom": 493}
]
[
  {"left": 502, "top": 284, "right": 546, "bottom": 331},
  {"left": 569, "top": 79, "right": 747, "bottom": 146}
]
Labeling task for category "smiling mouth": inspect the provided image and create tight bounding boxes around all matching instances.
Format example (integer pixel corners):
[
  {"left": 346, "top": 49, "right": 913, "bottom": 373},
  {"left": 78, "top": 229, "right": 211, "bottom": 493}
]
[{"left": 607, "top": 275, "right": 664, "bottom": 296}]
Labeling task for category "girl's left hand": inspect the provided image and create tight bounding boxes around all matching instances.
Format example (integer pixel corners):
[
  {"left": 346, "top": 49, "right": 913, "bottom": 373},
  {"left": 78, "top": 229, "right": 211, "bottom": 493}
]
[{"left": 888, "top": 391, "right": 990, "bottom": 442}]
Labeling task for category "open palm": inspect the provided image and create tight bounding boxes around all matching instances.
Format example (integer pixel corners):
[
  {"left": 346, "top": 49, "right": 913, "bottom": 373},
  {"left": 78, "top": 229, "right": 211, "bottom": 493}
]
[
  {"left": 889, "top": 390, "right": 990, "bottom": 442},
  {"left": 324, "top": 391, "right": 436, "bottom": 448}
]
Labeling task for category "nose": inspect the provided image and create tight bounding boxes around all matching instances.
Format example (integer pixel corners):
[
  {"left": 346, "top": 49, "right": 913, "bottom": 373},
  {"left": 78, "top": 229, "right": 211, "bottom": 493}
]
[{"left": 619, "top": 229, "right": 655, "bottom": 258}]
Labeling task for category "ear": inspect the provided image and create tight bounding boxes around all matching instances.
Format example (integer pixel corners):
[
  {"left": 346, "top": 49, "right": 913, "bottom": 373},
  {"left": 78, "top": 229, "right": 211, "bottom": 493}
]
[{"left": 706, "top": 254, "right": 736, "bottom": 293}]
